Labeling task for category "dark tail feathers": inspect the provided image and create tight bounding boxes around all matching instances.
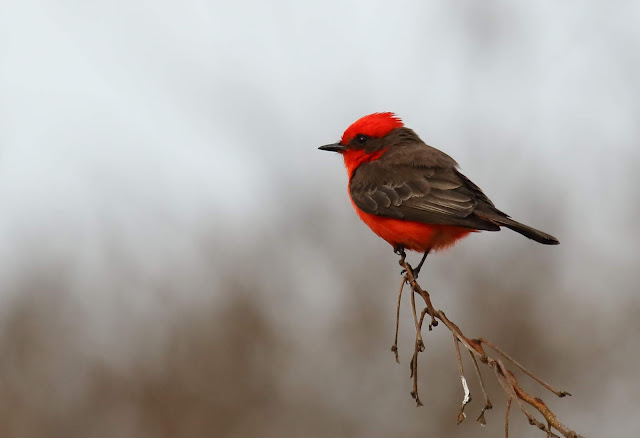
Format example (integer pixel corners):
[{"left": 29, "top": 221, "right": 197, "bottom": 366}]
[{"left": 494, "top": 217, "right": 559, "bottom": 245}]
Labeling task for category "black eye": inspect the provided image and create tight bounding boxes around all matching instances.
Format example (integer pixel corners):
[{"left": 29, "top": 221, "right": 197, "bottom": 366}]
[{"left": 355, "top": 134, "right": 369, "bottom": 144}]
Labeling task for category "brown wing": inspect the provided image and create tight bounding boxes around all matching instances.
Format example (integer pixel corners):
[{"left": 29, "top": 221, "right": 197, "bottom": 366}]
[{"left": 349, "top": 156, "right": 504, "bottom": 231}]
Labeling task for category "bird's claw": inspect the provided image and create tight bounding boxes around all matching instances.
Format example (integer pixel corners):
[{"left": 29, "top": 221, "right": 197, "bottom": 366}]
[{"left": 401, "top": 266, "right": 416, "bottom": 278}]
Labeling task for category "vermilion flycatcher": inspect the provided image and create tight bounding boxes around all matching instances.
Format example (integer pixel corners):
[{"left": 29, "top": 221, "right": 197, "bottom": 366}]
[{"left": 319, "top": 112, "right": 558, "bottom": 276}]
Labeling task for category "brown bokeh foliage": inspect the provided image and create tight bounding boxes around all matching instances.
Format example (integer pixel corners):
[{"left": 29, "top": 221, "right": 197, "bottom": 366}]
[{"left": 0, "top": 192, "right": 637, "bottom": 438}]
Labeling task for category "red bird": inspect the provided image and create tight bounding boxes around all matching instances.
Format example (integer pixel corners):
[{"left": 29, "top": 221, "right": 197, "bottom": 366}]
[{"left": 319, "top": 112, "right": 558, "bottom": 276}]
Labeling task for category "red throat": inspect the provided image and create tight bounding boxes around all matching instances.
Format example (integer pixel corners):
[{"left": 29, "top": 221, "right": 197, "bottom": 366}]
[
  {"left": 343, "top": 148, "right": 387, "bottom": 178},
  {"left": 340, "top": 112, "right": 403, "bottom": 177}
]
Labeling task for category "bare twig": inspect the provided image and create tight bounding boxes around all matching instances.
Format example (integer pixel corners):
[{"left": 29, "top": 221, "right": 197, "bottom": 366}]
[
  {"left": 393, "top": 253, "right": 582, "bottom": 438},
  {"left": 506, "top": 398, "right": 512, "bottom": 438},
  {"left": 469, "top": 350, "right": 492, "bottom": 425},
  {"left": 478, "top": 337, "right": 571, "bottom": 397},
  {"left": 410, "top": 301, "right": 428, "bottom": 406},
  {"left": 454, "top": 335, "right": 471, "bottom": 424},
  {"left": 409, "top": 282, "right": 423, "bottom": 346},
  {"left": 391, "top": 277, "right": 405, "bottom": 363}
]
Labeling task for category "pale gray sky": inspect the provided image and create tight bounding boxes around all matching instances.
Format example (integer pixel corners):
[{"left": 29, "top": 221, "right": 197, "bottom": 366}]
[{"left": 1, "top": 0, "right": 638, "bottom": 294}]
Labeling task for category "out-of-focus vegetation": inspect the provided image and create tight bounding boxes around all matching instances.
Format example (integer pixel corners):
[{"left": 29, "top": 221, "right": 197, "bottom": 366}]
[{"left": 0, "top": 197, "right": 638, "bottom": 437}]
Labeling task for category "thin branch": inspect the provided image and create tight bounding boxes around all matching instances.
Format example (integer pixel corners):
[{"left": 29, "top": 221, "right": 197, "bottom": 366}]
[
  {"left": 410, "top": 302, "right": 428, "bottom": 406},
  {"left": 391, "top": 277, "right": 405, "bottom": 363},
  {"left": 469, "top": 350, "right": 492, "bottom": 425},
  {"left": 478, "top": 337, "right": 571, "bottom": 397},
  {"left": 393, "top": 254, "right": 582, "bottom": 438},
  {"left": 409, "top": 283, "right": 423, "bottom": 346},
  {"left": 454, "top": 335, "right": 471, "bottom": 424},
  {"left": 505, "top": 398, "right": 512, "bottom": 438}
]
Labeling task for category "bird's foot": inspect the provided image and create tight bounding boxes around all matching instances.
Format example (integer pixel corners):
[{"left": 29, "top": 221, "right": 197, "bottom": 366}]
[
  {"left": 400, "top": 265, "right": 416, "bottom": 278},
  {"left": 411, "top": 250, "right": 430, "bottom": 280},
  {"left": 395, "top": 246, "right": 414, "bottom": 282},
  {"left": 393, "top": 245, "right": 406, "bottom": 259}
]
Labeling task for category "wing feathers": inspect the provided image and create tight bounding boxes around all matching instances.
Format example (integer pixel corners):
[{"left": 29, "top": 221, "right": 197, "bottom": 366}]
[{"left": 349, "top": 158, "right": 501, "bottom": 231}]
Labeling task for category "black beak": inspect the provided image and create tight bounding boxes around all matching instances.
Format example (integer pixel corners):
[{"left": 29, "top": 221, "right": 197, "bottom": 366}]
[{"left": 318, "top": 143, "right": 347, "bottom": 153}]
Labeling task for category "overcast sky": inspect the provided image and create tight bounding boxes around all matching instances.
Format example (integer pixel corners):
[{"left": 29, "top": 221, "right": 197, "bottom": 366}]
[
  {"left": 1, "top": 1, "right": 639, "bottom": 301},
  {"left": 1, "top": 2, "right": 638, "bottom": 307}
]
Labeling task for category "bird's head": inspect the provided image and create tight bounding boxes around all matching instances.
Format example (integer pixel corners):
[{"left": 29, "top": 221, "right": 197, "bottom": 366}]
[{"left": 319, "top": 112, "right": 405, "bottom": 175}]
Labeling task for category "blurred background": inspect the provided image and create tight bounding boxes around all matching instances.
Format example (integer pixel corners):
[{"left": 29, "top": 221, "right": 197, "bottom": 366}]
[{"left": 1, "top": 1, "right": 638, "bottom": 437}]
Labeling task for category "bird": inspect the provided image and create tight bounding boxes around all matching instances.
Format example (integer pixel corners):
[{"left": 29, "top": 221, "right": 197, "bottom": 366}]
[{"left": 318, "top": 112, "right": 558, "bottom": 277}]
